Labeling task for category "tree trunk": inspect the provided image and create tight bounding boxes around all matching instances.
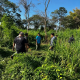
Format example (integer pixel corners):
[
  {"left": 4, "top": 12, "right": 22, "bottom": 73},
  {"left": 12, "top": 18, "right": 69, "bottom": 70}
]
[
  {"left": 44, "top": 0, "right": 47, "bottom": 42},
  {"left": 44, "top": 19, "right": 47, "bottom": 42},
  {"left": 27, "top": 10, "right": 30, "bottom": 33},
  {"left": 44, "top": 6, "right": 47, "bottom": 36}
]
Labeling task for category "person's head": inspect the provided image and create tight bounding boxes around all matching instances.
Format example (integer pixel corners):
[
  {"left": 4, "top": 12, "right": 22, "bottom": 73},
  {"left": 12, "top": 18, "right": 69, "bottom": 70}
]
[
  {"left": 51, "top": 33, "right": 54, "bottom": 38},
  {"left": 72, "top": 35, "right": 73, "bottom": 37},
  {"left": 56, "top": 35, "right": 58, "bottom": 37},
  {"left": 19, "top": 32, "right": 24, "bottom": 37},
  {"left": 25, "top": 33, "right": 28, "bottom": 37},
  {"left": 38, "top": 33, "right": 40, "bottom": 36}
]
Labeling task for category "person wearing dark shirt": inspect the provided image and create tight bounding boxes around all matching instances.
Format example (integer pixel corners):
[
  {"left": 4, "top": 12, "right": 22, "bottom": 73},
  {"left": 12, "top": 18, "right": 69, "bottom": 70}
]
[
  {"left": 68, "top": 35, "right": 75, "bottom": 43},
  {"left": 24, "top": 33, "right": 31, "bottom": 52},
  {"left": 24, "top": 33, "right": 28, "bottom": 43},
  {"left": 12, "top": 32, "right": 27, "bottom": 53}
]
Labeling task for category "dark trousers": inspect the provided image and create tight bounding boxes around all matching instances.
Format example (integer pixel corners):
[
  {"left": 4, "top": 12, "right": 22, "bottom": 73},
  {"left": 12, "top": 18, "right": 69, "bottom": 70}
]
[
  {"left": 36, "top": 43, "right": 40, "bottom": 50},
  {"left": 17, "top": 50, "right": 26, "bottom": 53}
]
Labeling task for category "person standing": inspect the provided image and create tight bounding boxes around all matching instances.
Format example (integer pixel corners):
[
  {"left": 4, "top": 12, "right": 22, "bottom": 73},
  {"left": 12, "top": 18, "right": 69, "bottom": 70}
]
[
  {"left": 36, "top": 33, "right": 41, "bottom": 50},
  {"left": 68, "top": 35, "right": 75, "bottom": 43},
  {"left": 49, "top": 33, "right": 56, "bottom": 51},
  {"left": 12, "top": 32, "right": 27, "bottom": 53},
  {"left": 24, "top": 33, "right": 31, "bottom": 52},
  {"left": 24, "top": 33, "right": 28, "bottom": 43}
]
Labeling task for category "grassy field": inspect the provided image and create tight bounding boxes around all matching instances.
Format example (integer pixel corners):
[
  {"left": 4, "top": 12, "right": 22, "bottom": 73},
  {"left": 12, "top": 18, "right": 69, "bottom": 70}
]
[{"left": 0, "top": 29, "right": 80, "bottom": 80}]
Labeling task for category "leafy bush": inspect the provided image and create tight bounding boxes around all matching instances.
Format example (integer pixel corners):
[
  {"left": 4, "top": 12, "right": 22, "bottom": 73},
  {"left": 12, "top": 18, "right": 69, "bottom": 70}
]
[{"left": 0, "top": 28, "right": 80, "bottom": 79}]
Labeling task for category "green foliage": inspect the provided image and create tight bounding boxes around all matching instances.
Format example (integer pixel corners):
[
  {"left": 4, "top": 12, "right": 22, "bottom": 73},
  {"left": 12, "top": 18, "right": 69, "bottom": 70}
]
[
  {"left": 0, "top": 14, "right": 19, "bottom": 48},
  {"left": 1, "top": 14, "right": 14, "bottom": 29},
  {"left": 61, "top": 8, "right": 80, "bottom": 29},
  {"left": 29, "top": 15, "right": 44, "bottom": 30},
  {"left": 0, "top": 28, "right": 80, "bottom": 80},
  {"left": 51, "top": 7, "right": 67, "bottom": 27}
]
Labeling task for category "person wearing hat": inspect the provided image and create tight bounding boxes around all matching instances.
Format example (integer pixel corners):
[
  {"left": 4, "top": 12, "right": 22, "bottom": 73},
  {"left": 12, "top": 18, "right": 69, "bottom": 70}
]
[{"left": 12, "top": 32, "right": 27, "bottom": 53}]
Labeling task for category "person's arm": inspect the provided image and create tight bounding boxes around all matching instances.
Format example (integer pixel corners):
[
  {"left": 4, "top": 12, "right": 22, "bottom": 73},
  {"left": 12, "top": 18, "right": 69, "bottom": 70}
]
[
  {"left": 49, "top": 39, "right": 52, "bottom": 49},
  {"left": 13, "top": 38, "right": 16, "bottom": 51},
  {"left": 12, "top": 42, "right": 15, "bottom": 51},
  {"left": 49, "top": 38, "right": 54, "bottom": 49},
  {"left": 36, "top": 36, "right": 37, "bottom": 45},
  {"left": 36, "top": 39, "right": 37, "bottom": 45},
  {"left": 25, "top": 43, "right": 31, "bottom": 51},
  {"left": 49, "top": 43, "right": 53, "bottom": 49},
  {"left": 25, "top": 43, "right": 27, "bottom": 51}
]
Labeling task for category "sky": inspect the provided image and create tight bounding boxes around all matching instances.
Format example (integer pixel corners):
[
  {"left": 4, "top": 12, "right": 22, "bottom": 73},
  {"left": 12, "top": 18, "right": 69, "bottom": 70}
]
[{"left": 9, "top": 0, "right": 80, "bottom": 20}]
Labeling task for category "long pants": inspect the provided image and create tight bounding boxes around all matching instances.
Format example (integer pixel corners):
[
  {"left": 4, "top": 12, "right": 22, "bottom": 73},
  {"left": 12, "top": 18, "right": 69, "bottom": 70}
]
[{"left": 36, "top": 44, "right": 40, "bottom": 50}]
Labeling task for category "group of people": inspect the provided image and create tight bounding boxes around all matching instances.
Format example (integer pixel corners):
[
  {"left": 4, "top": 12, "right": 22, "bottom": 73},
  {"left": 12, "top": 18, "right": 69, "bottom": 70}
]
[
  {"left": 11, "top": 31, "right": 75, "bottom": 59},
  {"left": 13, "top": 32, "right": 30, "bottom": 53}
]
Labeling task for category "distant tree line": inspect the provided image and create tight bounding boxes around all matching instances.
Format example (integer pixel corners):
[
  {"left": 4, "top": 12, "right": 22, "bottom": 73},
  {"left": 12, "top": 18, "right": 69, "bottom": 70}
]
[{"left": 0, "top": 0, "right": 80, "bottom": 31}]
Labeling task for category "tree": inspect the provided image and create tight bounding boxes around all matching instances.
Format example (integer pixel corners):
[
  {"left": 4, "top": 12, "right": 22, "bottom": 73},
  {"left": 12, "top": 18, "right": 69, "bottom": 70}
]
[
  {"left": 51, "top": 9, "right": 59, "bottom": 33},
  {"left": 58, "top": 7, "right": 67, "bottom": 30},
  {"left": 0, "top": 0, "right": 22, "bottom": 28},
  {"left": 19, "top": 0, "right": 34, "bottom": 32},
  {"left": 61, "top": 8, "right": 80, "bottom": 29},
  {"left": 1, "top": 14, "right": 14, "bottom": 29},
  {"left": 35, "top": 0, "right": 50, "bottom": 42},
  {"left": 44, "top": 0, "right": 50, "bottom": 41},
  {"left": 51, "top": 7, "right": 67, "bottom": 31},
  {"left": 1, "top": 14, "right": 19, "bottom": 47},
  {"left": 28, "top": 15, "right": 44, "bottom": 30}
]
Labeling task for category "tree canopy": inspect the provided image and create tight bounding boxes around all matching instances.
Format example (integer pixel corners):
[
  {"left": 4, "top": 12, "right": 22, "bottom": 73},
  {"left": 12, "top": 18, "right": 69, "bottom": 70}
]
[{"left": 61, "top": 8, "right": 80, "bottom": 29}]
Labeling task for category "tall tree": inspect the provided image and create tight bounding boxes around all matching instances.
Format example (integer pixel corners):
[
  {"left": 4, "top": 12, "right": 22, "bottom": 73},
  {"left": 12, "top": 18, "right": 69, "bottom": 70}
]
[
  {"left": 35, "top": 0, "right": 50, "bottom": 41},
  {"left": 19, "top": 0, "right": 34, "bottom": 32},
  {"left": 44, "top": 0, "right": 50, "bottom": 41},
  {"left": 58, "top": 7, "right": 67, "bottom": 30},
  {"left": 28, "top": 15, "right": 44, "bottom": 30},
  {"left": 0, "top": 0, "right": 22, "bottom": 28},
  {"left": 51, "top": 9, "right": 59, "bottom": 33},
  {"left": 61, "top": 8, "right": 80, "bottom": 29},
  {"left": 51, "top": 7, "right": 67, "bottom": 31}
]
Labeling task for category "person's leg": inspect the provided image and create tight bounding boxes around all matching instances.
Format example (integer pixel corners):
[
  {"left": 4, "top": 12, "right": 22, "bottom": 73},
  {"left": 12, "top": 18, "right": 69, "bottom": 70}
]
[
  {"left": 11, "top": 51, "right": 18, "bottom": 59},
  {"left": 37, "top": 44, "right": 39, "bottom": 50},
  {"left": 36, "top": 44, "right": 38, "bottom": 50},
  {"left": 38, "top": 44, "right": 40, "bottom": 50},
  {"left": 50, "top": 46, "right": 53, "bottom": 51}
]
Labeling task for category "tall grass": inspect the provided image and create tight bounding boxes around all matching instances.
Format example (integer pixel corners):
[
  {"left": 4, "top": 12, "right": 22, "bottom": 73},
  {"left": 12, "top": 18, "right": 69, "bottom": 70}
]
[{"left": 0, "top": 29, "right": 80, "bottom": 80}]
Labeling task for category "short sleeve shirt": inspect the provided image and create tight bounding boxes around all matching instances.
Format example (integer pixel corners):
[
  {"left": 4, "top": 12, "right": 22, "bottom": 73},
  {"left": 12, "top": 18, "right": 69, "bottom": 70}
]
[
  {"left": 14, "top": 36, "right": 27, "bottom": 52},
  {"left": 36, "top": 36, "right": 41, "bottom": 44}
]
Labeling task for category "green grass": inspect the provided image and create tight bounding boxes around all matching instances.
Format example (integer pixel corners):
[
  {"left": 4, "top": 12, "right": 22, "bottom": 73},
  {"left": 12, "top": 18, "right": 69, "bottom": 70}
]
[{"left": 0, "top": 29, "right": 80, "bottom": 80}]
